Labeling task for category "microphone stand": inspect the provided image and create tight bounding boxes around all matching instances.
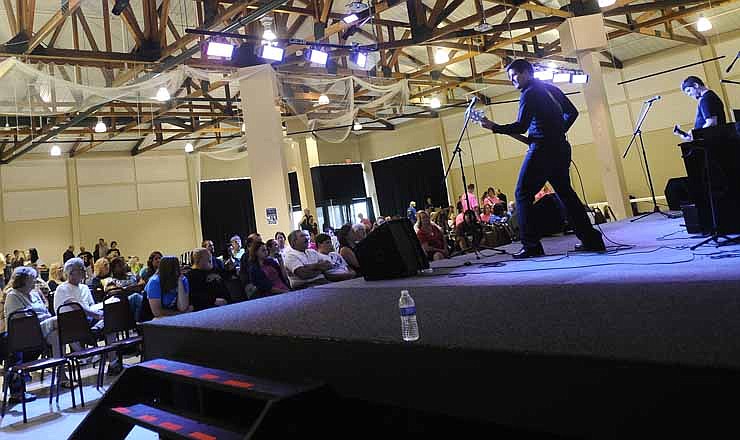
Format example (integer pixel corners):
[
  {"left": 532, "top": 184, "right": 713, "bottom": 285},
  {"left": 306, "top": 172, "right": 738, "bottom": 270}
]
[
  {"left": 623, "top": 99, "right": 674, "bottom": 222},
  {"left": 441, "top": 99, "right": 506, "bottom": 258}
]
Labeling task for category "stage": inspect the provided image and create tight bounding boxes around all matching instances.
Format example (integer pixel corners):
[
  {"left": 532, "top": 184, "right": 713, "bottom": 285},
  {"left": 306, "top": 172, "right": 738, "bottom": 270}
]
[{"left": 141, "top": 215, "right": 740, "bottom": 438}]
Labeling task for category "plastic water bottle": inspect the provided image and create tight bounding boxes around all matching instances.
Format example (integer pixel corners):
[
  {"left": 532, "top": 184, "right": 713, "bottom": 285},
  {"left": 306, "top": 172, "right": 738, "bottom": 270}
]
[{"left": 399, "top": 290, "right": 419, "bottom": 341}]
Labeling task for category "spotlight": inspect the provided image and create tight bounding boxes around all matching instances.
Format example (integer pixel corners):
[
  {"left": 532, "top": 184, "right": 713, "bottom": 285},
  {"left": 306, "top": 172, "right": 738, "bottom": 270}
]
[
  {"left": 473, "top": 21, "right": 493, "bottom": 33},
  {"left": 260, "top": 16, "right": 277, "bottom": 41},
  {"left": 571, "top": 73, "right": 589, "bottom": 84},
  {"left": 434, "top": 49, "right": 449, "bottom": 64},
  {"left": 111, "top": 0, "right": 130, "bottom": 15},
  {"left": 696, "top": 16, "right": 712, "bottom": 32},
  {"left": 318, "top": 94, "right": 330, "bottom": 105},
  {"left": 155, "top": 87, "right": 170, "bottom": 102},
  {"left": 553, "top": 72, "right": 571, "bottom": 83},
  {"left": 94, "top": 117, "right": 107, "bottom": 133},
  {"left": 185, "top": 143, "right": 194, "bottom": 153},
  {"left": 598, "top": 0, "right": 616, "bottom": 7},
  {"left": 206, "top": 41, "right": 235, "bottom": 58},
  {"left": 343, "top": 14, "right": 359, "bottom": 24},
  {"left": 430, "top": 96, "right": 441, "bottom": 109},
  {"left": 533, "top": 69, "right": 554, "bottom": 80},
  {"left": 50, "top": 145, "right": 61, "bottom": 156},
  {"left": 351, "top": 51, "right": 367, "bottom": 68},
  {"left": 258, "top": 44, "right": 285, "bottom": 62},
  {"left": 307, "top": 48, "right": 329, "bottom": 65},
  {"left": 353, "top": 121, "right": 363, "bottom": 131},
  {"left": 346, "top": 1, "right": 369, "bottom": 13}
]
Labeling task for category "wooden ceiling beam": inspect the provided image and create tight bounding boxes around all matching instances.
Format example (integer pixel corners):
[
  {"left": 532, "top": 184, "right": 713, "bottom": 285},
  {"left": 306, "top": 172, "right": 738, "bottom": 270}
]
[
  {"left": 25, "top": 0, "right": 81, "bottom": 53},
  {"left": 121, "top": 5, "right": 146, "bottom": 48},
  {"left": 3, "top": 0, "right": 18, "bottom": 35}
]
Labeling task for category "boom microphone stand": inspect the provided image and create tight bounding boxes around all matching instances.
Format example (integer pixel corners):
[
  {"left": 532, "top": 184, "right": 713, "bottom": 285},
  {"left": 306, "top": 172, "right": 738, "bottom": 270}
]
[
  {"left": 623, "top": 98, "right": 674, "bottom": 222},
  {"left": 442, "top": 97, "right": 506, "bottom": 258}
]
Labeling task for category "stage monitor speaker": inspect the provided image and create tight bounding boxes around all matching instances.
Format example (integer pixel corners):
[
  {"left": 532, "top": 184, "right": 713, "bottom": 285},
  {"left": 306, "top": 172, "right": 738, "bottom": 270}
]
[
  {"left": 356, "top": 219, "right": 429, "bottom": 281},
  {"left": 681, "top": 204, "right": 702, "bottom": 234},
  {"left": 665, "top": 177, "right": 691, "bottom": 211}
]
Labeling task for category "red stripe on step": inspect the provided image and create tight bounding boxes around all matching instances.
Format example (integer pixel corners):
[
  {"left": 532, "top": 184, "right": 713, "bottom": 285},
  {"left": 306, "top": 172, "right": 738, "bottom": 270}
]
[
  {"left": 223, "top": 380, "right": 254, "bottom": 389},
  {"left": 189, "top": 432, "right": 217, "bottom": 440},
  {"left": 138, "top": 415, "right": 158, "bottom": 423},
  {"left": 112, "top": 407, "right": 131, "bottom": 414},
  {"left": 174, "top": 369, "right": 194, "bottom": 376},
  {"left": 147, "top": 363, "right": 168, "bottom": 370},
  {"left": 160, "top": 422, "right": 183, "bottom": 431},
  {"left": 200, "top": 373, "right": 220, "bottom": 380}
]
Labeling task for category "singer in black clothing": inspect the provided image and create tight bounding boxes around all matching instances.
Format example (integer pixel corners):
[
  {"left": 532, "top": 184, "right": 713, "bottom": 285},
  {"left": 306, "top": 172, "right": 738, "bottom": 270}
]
[
  {"left": 478, "top": 59, "right": 605, "bottom": 258},
  {"left": 673, "top": 76, "right": 727, "bottom": 142}
]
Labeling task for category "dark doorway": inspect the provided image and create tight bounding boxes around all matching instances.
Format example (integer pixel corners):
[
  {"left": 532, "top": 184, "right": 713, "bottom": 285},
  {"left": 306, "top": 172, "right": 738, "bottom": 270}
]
[{"left": 200, "top": 178, "right": 257, "bottom": 258}]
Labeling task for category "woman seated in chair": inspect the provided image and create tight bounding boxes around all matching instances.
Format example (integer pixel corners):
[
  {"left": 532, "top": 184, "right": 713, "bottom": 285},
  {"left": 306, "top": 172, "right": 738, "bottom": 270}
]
[
  {"left": 248, "top": 241, "right": 290, "bottom": 298},
  {"left": 416, "top": 211, "right": 449, "bottom": 261},
  {"left": 103, "top": 257, "right": 144, "bottom": 322},
  {"left": 1, "top": 266, "right": 61, "bottom": 403},
  {"left": 144, "top": 256, "right": 191, "bottom": 318},
  {"left": 455, "top": 210, "right": 485, "bottom": 251}
]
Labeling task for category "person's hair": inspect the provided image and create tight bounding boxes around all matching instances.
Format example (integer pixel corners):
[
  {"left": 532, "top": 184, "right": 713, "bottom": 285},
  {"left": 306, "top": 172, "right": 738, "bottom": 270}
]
[
  {"left": 456, "top": 201, "right": 463, "bottom": 213},
  {"left": 191, "top": 247, "right": 210, "bottom": 267},
  {"left": 463, "top": 209, "right": 477, "bottom": 223},
  {"left": 314, "top": 233, "right": 331, "bottom": 245},
  {"left": 93, "top": 258, "right": 110, "bottom": 277},
  {"left": 147, "top": 251, "right": 163, "bottom": 272},
  {"left": 201, "top": 240, "right": 213, "bottom": 248},
  {"left": 483, "top": 204, "right": 492, "bottom": 214},
  {"left": 63, "top": 257, "right": 86, "bottom": 277},
  {"left": 246, "top": 233, "right": 261, "bottom": 249},
  {"left": 28, "top": 248, "right": 39, "bottom": 264},
  {"left": 467, "top": 183, "right": 475, "bottom": 191},
  {"left": 8, "top": 266, "right": 37, "bottom": 290},
  {"left": 287, "top": 230, "right": 304, "bottom": 248},
  {"left": 109, "top": 256, "right": 127, "bottom": 276},
  {"left": 681, "top": 76, "right": 705, "bottom": 90},
  {"left": 336, "top": 224, "right": 353, "bottom": 248},
  {"left": 230, "top": 235, "right": 241, "bottom": 244},
  {"left": 275, "top": 231, "right": 286, "bottom": 241},
  {"left": 493, "top": 203, "right": 507, "bottom": 216},
  {"left": 265, "top": 239, "right": 279, "bottom": 254},
  {"left": 248, "top": 240, "right": 266, "bottom": 264},
  {"left": 506, "top": 58, "right": 534, "bottom": 75},
  {"left": 157, "top": 256, "right": 181, "bottom": 293},
  {"left": 106, "top": 248, "right": 120, "bottom": 257},
  {"left": 49, "top": 263, "right": 64, "bottom": 282},
  {"left": 416, "top": 210, "right": 430, "bottom": 228},
  {"left": 487, "top": 187, "right": 495, "bottom": 194},
  {"left": 111, "top": 241, "right": 118, "bottom": 247}
]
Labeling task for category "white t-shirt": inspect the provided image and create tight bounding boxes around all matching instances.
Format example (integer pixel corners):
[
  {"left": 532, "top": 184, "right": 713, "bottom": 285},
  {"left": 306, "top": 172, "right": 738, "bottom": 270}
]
[
  {"left": 53, "top": 281, "right": 97, "bottom": 314},
  {"left": 283, "top": 248, "right": 326, "bottom": 288},
  {"left": 316, "top": 252, "right": 351, "bottom": 275}
]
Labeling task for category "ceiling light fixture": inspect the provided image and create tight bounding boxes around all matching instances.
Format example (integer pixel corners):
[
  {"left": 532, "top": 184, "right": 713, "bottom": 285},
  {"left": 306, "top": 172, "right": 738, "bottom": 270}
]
[
  {"left": 308, "top": 48, "right": 329, "bottom": 65},
  {"left": 260, "top": 16, "right": 277, "bottom": 41},
  {"left": 94, "top": 117, "right": 107, "bottom": 133},
  {"left": 571, "top": 73, "right": 589, "bottom": 84},
  {"left": 351, "top": 51, "right": 367, "bottom": 68},
  {"left": 258, "top": 44, "right": 285, "bottom": 62},
  {"left": 343, "top": 14, "right": 360, "bottom": 24},
  {"left": 553, "top": 72, "right": 571, "bottom": 83},
  {"left": 185, "top": 143, "right": 194, "bottom": 153},
  {"left": 318, "top": 94, "right": 330, "bottom": 105},
  {"left": 346, "top": 1, "right": 369, "bottom": 13},
  {"left": 598, "top": 0, "right": 617, "bottom": 7},
  {"left": 206, "top": 41, "right": 235, "bottom": 59},
  {"left": 353, "top": 121, "right": 363, "bottom": 131},
  {"left": 430, "top": 96, "right": 441, "bottom": 109},
  {"left": 473, "top": 0, "right": 493, "bottom": 32},
  {"left": 155, "top": 87, "right": 171, "bottom": 102},
  {"left": 50, "top": 145, "right": 62, "bottom": 156},
  {"left": 696, "top": 16, "right": 712, "bottom": 32},
  {"left": 434, "top": 49, "right": 449, "bottom": 64}
]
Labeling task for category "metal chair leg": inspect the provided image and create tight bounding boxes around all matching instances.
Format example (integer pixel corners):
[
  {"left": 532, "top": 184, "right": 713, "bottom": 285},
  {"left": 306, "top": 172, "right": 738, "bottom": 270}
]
[
  {"left": 67, "top": 361, "right": 76, "bottom": 409},
  {"left": 1, "top": 370, "right": 10, "bottom": 416},
  {"left": 56, "top": 365, "right": 61, "bottom": 404},
  {"left": 76, "top": 360, "right": 85, "bottom": 408},
  {"left": 49, "top": 365, "right": 56, "bottom": 405},
  {"left": 20, "top": 373, "right": 27, "bottom": 423}
]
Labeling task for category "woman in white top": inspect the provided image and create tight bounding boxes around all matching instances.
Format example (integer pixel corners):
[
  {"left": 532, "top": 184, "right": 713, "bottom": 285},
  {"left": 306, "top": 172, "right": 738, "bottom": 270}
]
[{"left": 53, "top": 258, "right": 102, "bottom": 322}]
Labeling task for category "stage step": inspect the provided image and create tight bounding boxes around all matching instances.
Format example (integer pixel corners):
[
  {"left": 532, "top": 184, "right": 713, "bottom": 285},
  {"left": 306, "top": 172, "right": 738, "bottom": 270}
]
[
  {"left": 69, "top": 358, "right": 330, "bottom": 439},
  {"left": 110, "top": 403, "right": 242, "bottom": 440}
]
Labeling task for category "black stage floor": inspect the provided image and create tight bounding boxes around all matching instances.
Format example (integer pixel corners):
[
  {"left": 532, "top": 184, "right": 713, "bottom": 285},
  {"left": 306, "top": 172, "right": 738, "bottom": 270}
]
[{"left": 142, "top": 216, "right": 740, "bottom": 438}]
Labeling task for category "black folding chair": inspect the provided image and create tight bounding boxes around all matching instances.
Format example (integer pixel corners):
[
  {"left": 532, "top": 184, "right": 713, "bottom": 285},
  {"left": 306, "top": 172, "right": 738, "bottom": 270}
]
[
  {"left": 102, "top": 293, "right": 143, "bottom": 369},
  {"left": 56, "top": 302, "right": 117, "bottom": 408},
  {"left": 1, "top": 310, "right": 67, "bottom": 423}
]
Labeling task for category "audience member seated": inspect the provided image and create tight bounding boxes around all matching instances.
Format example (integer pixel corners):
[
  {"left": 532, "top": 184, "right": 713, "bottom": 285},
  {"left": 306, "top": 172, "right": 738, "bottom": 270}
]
[
  {"left": 0, "top": 253, "right": 5, "bottom": 290},
  {"left": 357, "top": 213, "right": 372, "bottom": 230},
  {"left": 480, "top": 204, "right": 493, "bottom": 224},
  {"left": 104, "top": 257, "right": 145, "bottom": 320},
  {"left": 186, "top": 248, "right": 229, "bottom": 311},
  {"left": 88, "top": 258, "right": 110, "bottom": 301},
  {"left": 54, "top": 259, "right": 103, "bottom": 323},
  {"left": 238, "top": 233, "right": 264, "bottom": 299},
  {"left": 274, "top": 232, "right": 287, "bottom": 256},
  {"left": 336, "top": 224, "right": 362, "bottom": 276},
  {"left": 145, "top": 256, "right": 191, "bottom": 318},
  {"left": 266, "top": 239, "right": 288, "bottom": 281},
  {"left": 416, "top": 211, "right": 449, "bottom": 261},
  {"left": 63, "top": 245, "right": 75, "bottom": 263},
  {"left": 93, "top": 238, "right": 108, "bottom": 261},
  {"left": 230, "top": 235, "right": 245, "bottom": 262},
  {"left": 456, "top": 210, "right": 485, "bottom": 250},
  {"left": 454, "top": 201, "right": 465, "bottom": 227},
  {"left": 248, "top": 241, "right": 290, "bottom": 298},
  {"left": 79, "top": 251, "right": 94, "bottom": 282},
  {"left": 139, "top": 251, "right": 162, "bottom": 283},
  {"left": 1, "top": 266, "right": 61, "bottom": 403},
  {"left": 314, "top": 233, "right": 356, "bottom": 281},
  {"left": 127, "top": 256, "right": 142, "bottom": 276},
  {"left": 284, "top": 230, "right": 331, "bottom": 289},
  {"left": 460, "top": 183, "right": 479, "bottom": 212},
  {"left": 106, "top": 248, "right": 121, "bottom": 260},
  {"left": 28, "top": 248, "right": 45, "bottom": 270},
  {"left": 201, "top": 240, "right": 225, "bottom": 273},
  {"left": 47, "top": 263, "right": 65, "bottom": 292},
  {"left": 491, "top": 203, "right": 511, "bottom": 223},
  {"left": 483, "top": 187, "right": 502, "bottom": 207}
]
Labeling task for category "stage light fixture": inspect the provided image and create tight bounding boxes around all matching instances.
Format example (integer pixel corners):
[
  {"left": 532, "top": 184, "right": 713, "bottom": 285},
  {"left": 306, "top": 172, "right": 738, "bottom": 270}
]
[
  {"left": 430, "top": 96, "right": 441, "bottom": 109},
  {"left": 94, "top": 117, "right": 107, "bottom": 133},
  {"left": 696, "top": 16, "right": 712, "bottom": 32},
  {"left": 155, "top": 86, "right": 171, "bottom": 102},
  {"left": 548, "top": 61, "right": 558, "bottom": 69},
  {"left": 185, "top": 143, "right": 194, "bottom": 153},
  {"left": 111, "top": 0, "right": 130, "bottom": 15},
  {"left": 351, "top": 51, "right": 367, "bottom": 67},
  {"left": 343, "top": 14, "right": 359, "bottom": 24},
  {"left": 353, "top": 121, "right": 363, "bottom": 131},
  {"left": 318, "top": 94, "right": 330, "bottom": 105},
  {"left": 206, "top": 41, "right": 235, "bottom": 58},
  {"left": 598, "top": 0, "right": 616, "bottom": 7},
  {"left": 346, "top": 1, "right": 369, "bottom": 13},
  {"left": 307, "top": 48, "right": 329, "bottom": 65},
  {"left": 571, "top": 73, "right": 589, "bottom": 84},
  {"left": 533, "top": 69, "right": 554, "bottom": 80},
  {"left": 260, "top": 16, "right": 277, "bottom": 41},
  {"left": 434, "top": 49, "right": 449, "bottom": 64},
  {"left": 259, "top": 44, "right": 285, "bottom": 62},
  {"left": 553, "top": 72, "right": 571, "bottom": 83},
  {"left": 50, "top": 145, "right": 61, "bottom": 156}
]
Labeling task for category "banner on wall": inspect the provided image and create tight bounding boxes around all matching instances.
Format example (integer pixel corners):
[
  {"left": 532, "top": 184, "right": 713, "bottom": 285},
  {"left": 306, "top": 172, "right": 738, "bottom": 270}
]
[{"left": 266, "top": 207, "right": 278, "bottom": 225}]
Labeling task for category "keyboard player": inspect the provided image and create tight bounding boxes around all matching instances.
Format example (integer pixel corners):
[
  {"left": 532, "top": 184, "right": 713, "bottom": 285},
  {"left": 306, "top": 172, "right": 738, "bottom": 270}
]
[{"left": 673, "top": 76, "right": 727, "bottom": 141}]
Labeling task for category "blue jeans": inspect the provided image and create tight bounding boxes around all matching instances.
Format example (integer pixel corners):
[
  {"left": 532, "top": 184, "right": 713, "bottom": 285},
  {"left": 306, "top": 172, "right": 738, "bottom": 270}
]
[{"left": 515, "top": 141, "right": 600, "bottom": 249}]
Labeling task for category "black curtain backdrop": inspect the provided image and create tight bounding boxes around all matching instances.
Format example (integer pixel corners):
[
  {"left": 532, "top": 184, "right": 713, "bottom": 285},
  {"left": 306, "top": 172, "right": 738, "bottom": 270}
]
[
  {"left": 288, "top": 171, "right": 302, "bottom": 210},
  {"left": 371, "top": 148, "right": 448, "bottom": 217},
  {"left": 311, "top": 164, "right": 366, "bottom": 203},
  {"left": 200, "top": 179, "right": 257, "bottom": 258}
]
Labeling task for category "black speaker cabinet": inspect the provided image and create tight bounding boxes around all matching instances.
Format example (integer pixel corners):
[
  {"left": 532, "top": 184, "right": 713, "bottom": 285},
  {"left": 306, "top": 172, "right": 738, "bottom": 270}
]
[
  {"left": 665, "top": 177, "right": 691, "bottom": 211},
  {"left": 355, "top": 219, "right": 429, "bottom": 281}
]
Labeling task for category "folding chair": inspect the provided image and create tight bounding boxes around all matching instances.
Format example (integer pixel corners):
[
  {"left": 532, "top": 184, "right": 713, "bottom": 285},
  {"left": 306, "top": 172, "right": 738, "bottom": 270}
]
[{"left": 102, "top": 294, "right": 143, "bottom": 371}]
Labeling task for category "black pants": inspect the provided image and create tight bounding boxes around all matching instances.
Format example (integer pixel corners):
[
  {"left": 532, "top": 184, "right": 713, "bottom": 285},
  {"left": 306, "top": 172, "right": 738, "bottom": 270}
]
[{"left": 515, "top": 140, "right": 600, "bottom": 249}]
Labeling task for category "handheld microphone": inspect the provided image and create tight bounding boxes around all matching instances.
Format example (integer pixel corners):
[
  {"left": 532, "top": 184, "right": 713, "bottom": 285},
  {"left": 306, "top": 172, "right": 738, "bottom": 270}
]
[
  {"left": 644, "top": 95, "right": 661, "bottom": 103},
  {"left": 726, "top": 51, "right": 740, "bottom": 74}
]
